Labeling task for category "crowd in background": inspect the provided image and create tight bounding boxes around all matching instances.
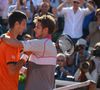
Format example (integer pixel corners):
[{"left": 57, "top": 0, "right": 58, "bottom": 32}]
[{"left": 0, "top": 0, "right": 100, "bottom": 90}]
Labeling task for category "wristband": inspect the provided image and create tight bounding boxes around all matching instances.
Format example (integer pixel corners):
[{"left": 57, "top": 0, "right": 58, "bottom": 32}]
[
  {"left": 19, "top": 66, "right": 27, "bottom": 74},
  {"left": 20, "top": 54, "right": 28, "bottom": 63}
]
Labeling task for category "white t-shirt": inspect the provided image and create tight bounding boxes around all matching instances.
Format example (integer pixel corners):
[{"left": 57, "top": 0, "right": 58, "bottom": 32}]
[{"left": 59, "top": 7, "right": 91, "bottom": 38}]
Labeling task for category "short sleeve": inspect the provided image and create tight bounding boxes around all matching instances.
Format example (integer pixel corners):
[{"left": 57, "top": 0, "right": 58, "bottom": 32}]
[{"left": 5, "top": 47, "right": 20, "bottom": 63}]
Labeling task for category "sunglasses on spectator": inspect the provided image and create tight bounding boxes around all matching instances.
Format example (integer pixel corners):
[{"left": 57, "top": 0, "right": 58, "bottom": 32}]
[
  {"left": 73, "top": 1, "right": 80, "bottom": 4},
  {"left": 57, "top": 59, "right": 64, "bottom": 62}
]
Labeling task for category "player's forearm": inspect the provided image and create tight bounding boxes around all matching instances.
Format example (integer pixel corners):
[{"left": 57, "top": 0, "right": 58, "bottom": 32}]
[{"left": 7, "top": 54, "right": 28, "bottom": 75}]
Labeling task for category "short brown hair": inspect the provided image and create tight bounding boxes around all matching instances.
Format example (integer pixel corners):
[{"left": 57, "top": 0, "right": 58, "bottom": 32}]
[{"left": 34, "top": 15, "right": 56, "bottom": 34}]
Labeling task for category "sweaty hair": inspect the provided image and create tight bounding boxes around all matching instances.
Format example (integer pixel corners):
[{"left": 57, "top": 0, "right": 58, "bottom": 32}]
[
  {"left": 8, "top": 10, "right": 27, "bottom": 28},
  {"left": 35, "top": 15, "right": 56, "bottom": 34}
]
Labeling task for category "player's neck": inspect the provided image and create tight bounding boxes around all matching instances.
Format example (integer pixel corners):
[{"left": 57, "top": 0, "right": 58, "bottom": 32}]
[
  {"left": 42, "top": 34, "right": 51, "bottom": 39},
  {"left": 9, "top": 29, "right": 19, "bottom": 39}
]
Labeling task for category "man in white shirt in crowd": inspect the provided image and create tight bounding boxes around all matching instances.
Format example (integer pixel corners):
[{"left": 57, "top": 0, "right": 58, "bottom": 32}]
[{"left": 57, "top": 0, "right": 94, "bottom": 43}]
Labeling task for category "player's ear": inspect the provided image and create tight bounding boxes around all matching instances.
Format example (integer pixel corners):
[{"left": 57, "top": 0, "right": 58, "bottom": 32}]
[{"left": 44, "top": 27, "right": 49, "bottom": 34}]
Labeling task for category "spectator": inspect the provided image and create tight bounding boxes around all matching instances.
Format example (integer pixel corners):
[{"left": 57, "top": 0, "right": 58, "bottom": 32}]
[
  {"left": 74, "top": 38, "right": 89, "bottom": 68},
  {"left": 74, "top": 60, "right": 97, "bottom": 82},
  {"left": 65, "top": 54, "right": 77, "bottom": 81},
  {"left": 23, "top": 34, "right": 32, "bottom": 40},
  {"left": 8, "top": 0, "right": 30, "bottom": 18},
  {"left": 8, "top": 0, "right": 17, "bottom": 14},
  {"left": 0, "top": 0, "right": 8, "bottom": 27},
  {"left": 57, "top": 0, "right": 94, "bottom": 44},
  {"left": 87, "top": 8, "right": 100, "bottom": 48},
  {"left": 82, "top": 0, "right": 96, "bottom": 39},
  {"left": 34, "top": 1, "right": 55, "bottom": 18},
  {"left": 74, "top": 60, "right": 97, "bottom": 90},
  {"left": 55, "top": 53, "right": 68, "bottom": 80},
  {"left": 91, "top": 42, "right": 100, "bottom": 88}
]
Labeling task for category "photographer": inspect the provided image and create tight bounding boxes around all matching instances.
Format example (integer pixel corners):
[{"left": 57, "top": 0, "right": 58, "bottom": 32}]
[
  {"left": 74, "top": 38, "right": 89, "bottom": 68},
  {"left": 91, "top": 42, "right": 100, "bottom": 88},
  {"left": 87, "top": 8, "right": 100, "bottom": 47},
  {"left": 74, "top": 60, "right": 97, "bottom": 90},
  {"left": 74, "top": 60, "right": 97, "bottom": 82}
]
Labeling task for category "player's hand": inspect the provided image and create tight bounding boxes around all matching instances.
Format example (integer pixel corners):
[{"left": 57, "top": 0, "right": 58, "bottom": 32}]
[{"left": 24, "top": 51, "right": 32, "bottom": 56}]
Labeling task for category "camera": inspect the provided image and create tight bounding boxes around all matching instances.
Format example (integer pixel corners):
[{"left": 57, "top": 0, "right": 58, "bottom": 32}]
[
  {"left": 81, "top": 61, "right": 90, "bottom": 69},
  {"left": 92, "top": 48, "right": 100, "bottom": 57},
  {"left": 75, "top": 45, "right": 84, "bottom": 52}
]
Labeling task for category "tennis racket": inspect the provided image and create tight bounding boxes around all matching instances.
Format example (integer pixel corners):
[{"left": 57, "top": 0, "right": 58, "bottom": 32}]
[{"left": 57, "top": 34, "right": 74, "bottom": 55}]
